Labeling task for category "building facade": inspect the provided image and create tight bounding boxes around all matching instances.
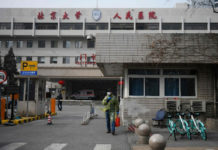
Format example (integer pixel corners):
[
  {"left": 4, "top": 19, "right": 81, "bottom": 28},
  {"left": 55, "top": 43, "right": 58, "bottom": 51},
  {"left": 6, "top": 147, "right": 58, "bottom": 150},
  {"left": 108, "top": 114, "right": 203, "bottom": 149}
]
[{"left": 0, "top": 4, "right": 217, "bottom": 121}]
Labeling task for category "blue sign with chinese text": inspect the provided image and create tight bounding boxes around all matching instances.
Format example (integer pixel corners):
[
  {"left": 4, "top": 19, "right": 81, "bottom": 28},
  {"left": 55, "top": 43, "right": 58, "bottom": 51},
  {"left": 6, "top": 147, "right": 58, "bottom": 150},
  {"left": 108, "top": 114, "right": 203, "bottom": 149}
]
[{"left": 21, "top": 71, "right": 37, "bottom": 76}]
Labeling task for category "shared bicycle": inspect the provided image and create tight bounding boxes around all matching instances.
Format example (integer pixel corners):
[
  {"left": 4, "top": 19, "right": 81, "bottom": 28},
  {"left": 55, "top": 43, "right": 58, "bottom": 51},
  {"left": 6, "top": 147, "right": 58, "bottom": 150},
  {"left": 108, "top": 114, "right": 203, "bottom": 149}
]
[
  {"left": 167, "top": 112, "right": 191, "bottom": 141},
  {"left": 167, "top": 105, "right": 207, "bottom": 141},
  {"left": 186, "top": 108, "right": 207, "bottom": 140}
]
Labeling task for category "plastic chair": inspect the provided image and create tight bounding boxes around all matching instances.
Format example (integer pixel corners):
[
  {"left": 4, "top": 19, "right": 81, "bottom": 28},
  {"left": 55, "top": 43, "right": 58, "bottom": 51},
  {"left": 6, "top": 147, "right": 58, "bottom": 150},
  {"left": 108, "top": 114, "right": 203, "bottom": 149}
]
[{"left": 152, "top": 109, "right": 166, "bottom": 127}]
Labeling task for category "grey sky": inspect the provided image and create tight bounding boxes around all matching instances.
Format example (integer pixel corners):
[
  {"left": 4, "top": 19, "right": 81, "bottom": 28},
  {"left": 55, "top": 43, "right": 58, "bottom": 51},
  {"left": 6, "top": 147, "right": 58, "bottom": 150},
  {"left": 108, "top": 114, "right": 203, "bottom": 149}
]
[{"left": 0, "top": 0, "right": 187, "bottom": 8}]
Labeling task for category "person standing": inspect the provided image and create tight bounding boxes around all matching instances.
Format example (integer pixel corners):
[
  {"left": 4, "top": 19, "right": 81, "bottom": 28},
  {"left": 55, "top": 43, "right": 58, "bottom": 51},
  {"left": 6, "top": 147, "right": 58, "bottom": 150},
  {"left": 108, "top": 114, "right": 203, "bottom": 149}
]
[
  {"left": 102, "top": 89, "right": 119, "bottom": 135},
  {"left": 57, "top": 92, "right": 63, "bottom": 111}
]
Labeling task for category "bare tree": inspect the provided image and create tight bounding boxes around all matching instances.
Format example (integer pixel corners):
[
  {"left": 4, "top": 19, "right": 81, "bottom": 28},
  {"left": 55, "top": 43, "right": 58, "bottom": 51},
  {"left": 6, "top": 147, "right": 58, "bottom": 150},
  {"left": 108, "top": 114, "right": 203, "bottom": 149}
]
[{"left": 186, "top": 0, "right": 218, "bottom": 13}]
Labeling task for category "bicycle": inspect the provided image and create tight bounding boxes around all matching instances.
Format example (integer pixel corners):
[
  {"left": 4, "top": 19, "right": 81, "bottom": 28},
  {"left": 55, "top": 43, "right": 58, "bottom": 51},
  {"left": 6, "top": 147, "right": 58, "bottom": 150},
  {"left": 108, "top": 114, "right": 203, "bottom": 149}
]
[
  {"left": 186, "top": 108, "right": 207, "bottom": 140},
  {"left": 175, "top": 112, "right": 192, "bottom": 140},
  {"left": 166, "top": 112, "right": 177, "bottom": 141}
]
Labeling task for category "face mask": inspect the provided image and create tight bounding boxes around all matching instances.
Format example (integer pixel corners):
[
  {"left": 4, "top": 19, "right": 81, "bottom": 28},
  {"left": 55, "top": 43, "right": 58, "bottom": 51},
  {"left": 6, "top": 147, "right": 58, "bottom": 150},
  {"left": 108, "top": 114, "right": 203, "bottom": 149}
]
[{"left": 107, "top": 92, "right": 111, "bottom": 96}]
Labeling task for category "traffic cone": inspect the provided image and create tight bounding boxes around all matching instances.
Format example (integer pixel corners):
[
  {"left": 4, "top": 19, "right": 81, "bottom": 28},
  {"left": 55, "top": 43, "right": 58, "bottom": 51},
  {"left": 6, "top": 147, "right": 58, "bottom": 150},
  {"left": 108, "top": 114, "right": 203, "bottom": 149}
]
[{"left": 47, "top": 113, "right": 52, "bottom": 125}]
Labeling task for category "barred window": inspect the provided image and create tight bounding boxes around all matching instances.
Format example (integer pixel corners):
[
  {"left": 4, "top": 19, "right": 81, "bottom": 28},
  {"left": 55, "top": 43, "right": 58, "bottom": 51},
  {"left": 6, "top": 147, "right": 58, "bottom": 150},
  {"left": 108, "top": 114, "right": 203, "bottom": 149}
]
[
  {"left": 184, "top": 23, "right": 207, "bottom": 30},
  {"left": 111, "top": 23, "right": 134, "bottom": 30},
  {"left": 136, "top": 23, "right": 159, "bottom": 30}
]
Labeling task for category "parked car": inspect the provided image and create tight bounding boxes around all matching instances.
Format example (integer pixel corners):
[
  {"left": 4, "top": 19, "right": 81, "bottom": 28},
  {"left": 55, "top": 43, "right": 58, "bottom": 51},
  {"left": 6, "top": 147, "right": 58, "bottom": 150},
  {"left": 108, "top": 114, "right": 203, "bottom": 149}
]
[{"left": 70, "top": 89, "right": 95, "bottom": 100}]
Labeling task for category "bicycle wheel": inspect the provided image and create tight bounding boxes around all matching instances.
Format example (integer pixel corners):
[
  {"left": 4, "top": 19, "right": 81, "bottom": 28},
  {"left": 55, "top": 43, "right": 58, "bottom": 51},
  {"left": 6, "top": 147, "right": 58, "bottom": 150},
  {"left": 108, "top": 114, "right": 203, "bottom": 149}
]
[
  {"left": 200, "top": 130, "right": 207, "bottom": 140},
  {"left": 173, "top": 130, "right": 177, "bottom": 141},
  {"left": 167, "top": 120, "right": 177, "bottom": 141},
  {"left": 198, "top": 122, "right": 207, "bottom": 140},
  {"left": 188, "top": 120, "right": 198, "bottom": 135},
  {"left": 183, "top": 120, "right": 192, "bottom": 140},
  {"left": 175, "top": 120, "right": 186, "bottom": 135}
]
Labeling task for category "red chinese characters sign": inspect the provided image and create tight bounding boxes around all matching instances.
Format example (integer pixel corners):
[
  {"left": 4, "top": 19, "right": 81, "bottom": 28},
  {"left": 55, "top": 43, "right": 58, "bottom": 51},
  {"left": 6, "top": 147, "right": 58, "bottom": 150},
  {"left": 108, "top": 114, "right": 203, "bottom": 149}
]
[
  {"left": 76, "top": 54, "right": 96, "bottom": 65},
  {"left": 113, "top": 13, "right": 122, "bottom": 20},
  {"left": 149, "top": 11, "right": 157, "bottom": 20},
  {"left": 113, "top": 11, "right": 157, "bottom": 20},
  {"left": 50, "top": 11, "right": 56, "bottom": 20},
  {"left": 37, "top": 10, "right": 157, "bottom": 20},
  {"left": 37, "top": 11, "right": 44, "bottom": 20},
  {"left": 62, "top": 12, "right": 69, "bottom": 20},
  {"left": 75, "top": 11, "right": 82, "bottom": 19},
  {"left": 126, "top": 11, "right": 133, "bottom": 20}
]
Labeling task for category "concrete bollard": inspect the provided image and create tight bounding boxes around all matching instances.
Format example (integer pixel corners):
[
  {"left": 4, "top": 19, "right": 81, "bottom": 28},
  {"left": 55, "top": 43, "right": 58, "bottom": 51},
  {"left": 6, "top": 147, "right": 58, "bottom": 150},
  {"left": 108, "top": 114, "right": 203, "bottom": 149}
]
[
  {"left": 134, "top": 118, "right": 144, "bottom": 135},
  {"left": 149, "top": 134, "right": 166, "bottom": 150},
  {"left": 134, "top": 118, "right": 144, "bottom": 128},
  {"left": 137, "top": 123, "right": 151, "bottom": 144}
]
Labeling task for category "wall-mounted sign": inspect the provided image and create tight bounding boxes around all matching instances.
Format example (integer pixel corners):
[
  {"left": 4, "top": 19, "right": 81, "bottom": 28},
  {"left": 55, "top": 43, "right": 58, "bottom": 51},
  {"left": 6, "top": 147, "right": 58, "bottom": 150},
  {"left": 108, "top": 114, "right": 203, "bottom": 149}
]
[
  {"left": 92, "top": 9, "right": 101, "bottom": 21},
  {"left": 36, "top": 10, "right": 157, "bottom": 21},
  {"left": 20, "top": 61, "right": 38, "bottom": 76},
  {"left": 0, "top": 70, "right": 7, "bottom": 84}
]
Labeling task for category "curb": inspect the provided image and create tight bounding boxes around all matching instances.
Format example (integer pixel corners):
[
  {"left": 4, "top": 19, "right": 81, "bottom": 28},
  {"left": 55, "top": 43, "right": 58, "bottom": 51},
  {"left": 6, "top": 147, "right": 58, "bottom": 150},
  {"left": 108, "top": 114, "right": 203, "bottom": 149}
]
[
  {"left": 132, "top": 145, "right": 218, "bottom": 150},
  {"left": 0, "top": 112, "right": 57, "bottom": 125}
]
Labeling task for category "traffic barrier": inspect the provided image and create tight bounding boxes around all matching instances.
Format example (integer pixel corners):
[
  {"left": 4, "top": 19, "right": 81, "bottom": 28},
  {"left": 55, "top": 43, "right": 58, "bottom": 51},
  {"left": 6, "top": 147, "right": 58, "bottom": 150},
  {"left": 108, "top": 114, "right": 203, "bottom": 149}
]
[
  {"left": 50, "top": 98, "right": 56, "bottom": 114},
  {"left": 1, "top": 98, "right": 6, "bottom": 120},
  {"left": 47, "top": 114, "right": 52, "bottom": 125}
]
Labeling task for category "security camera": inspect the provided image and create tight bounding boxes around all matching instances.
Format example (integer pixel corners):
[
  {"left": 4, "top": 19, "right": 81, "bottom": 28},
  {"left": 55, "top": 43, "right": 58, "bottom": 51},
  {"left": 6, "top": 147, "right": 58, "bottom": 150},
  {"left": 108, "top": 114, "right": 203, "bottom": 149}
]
[{"left": 86, "top": 35, "right": 93, "bottom": 40}]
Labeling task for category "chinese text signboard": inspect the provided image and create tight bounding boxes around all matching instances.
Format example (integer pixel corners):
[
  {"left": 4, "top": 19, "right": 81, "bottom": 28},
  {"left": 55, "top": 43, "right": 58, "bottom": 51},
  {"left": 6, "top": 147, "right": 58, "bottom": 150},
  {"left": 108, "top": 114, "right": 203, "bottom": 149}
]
[
  {"left": 20, "top": 61, "right": 38, "bottom": 76},
  {"left": 36, "top": 10, "right": 157, "bottom": 21}
]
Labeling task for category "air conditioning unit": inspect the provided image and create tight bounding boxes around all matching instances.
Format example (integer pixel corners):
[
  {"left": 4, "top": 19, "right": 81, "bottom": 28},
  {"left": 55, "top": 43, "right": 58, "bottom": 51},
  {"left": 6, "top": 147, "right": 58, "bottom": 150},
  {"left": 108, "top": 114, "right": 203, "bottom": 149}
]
[
  {"left": 190, "top": 100, "right": 206, "bottom": 112},
  {"left": 165, "top": 100, "right": 181, "bottom": 112}
]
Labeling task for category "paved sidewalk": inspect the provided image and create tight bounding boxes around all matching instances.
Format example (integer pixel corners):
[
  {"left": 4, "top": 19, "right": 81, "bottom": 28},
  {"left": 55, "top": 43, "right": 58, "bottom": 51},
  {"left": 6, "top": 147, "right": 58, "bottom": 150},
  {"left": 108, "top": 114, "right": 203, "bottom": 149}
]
[
  {"left": 132, "top": 145, "right": 218, "bottom": 150},
  {"left": 128, "top": 126, "right": 218, "bottom": 150}
]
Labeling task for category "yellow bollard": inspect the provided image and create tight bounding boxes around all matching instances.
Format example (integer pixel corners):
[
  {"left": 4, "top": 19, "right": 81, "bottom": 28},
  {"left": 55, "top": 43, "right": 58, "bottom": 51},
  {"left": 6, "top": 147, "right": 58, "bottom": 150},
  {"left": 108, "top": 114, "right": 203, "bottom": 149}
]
[
  {"left": 1, "top": 98, "right": 6, "bottom": 120},
  {"left": 50, "top": 98, "right": 56, "bottom": 114}
]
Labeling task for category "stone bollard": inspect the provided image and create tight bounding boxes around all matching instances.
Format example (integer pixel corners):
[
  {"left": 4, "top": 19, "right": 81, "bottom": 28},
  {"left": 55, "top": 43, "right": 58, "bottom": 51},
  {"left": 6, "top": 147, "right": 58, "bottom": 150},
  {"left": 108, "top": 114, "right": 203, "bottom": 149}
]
[
  {"left": 137, "top": 123, "right": 151, "bottom": 144},
  {"left": 149, "top": 134, "right": 166, "bottom": 150},
  {"left": 134, "top": 118, "right": 144, "bottom": 135}
]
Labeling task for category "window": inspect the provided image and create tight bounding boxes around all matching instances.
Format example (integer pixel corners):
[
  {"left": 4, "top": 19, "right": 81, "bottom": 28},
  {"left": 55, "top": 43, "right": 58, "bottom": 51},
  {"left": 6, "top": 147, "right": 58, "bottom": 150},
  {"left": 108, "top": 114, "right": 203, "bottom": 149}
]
[
  {"left": 0, "top": 23, "right": 11, "bottom": 30},
  {"left": 181, "top": 78, "right": 195, "bottom": 96},
  {"left": 145, "top": 78, "right": 159, "bottom": 96},
  {"left": 36, "top": 23, "right": 58, "bottom": 30},
  {"left": 38, "top": 40, "right": 45, "bottom": 48},
  {"left": 16, "top": 56, "right": 22, "bottom": 63},
  {"left": 26, "top": 56, "right": 32, "bottom": 61},
  {"left": 85, "top": 23, "right": 108, "bottom": 30},
  {"left": 50, "top": 57, "right": 57, "bottom": 64},
  {"left": 75, "top": 56, "right": 80, "bottom": 64},
  {"left": 87, "top": 57, "right": 92, "bottom": 64},
  {"left": 210, "top": 23, "right": 218, "bottom": 30},
  {"left": 136, "top": 23, "right": 159, "bottom": 30},
  {"left": 128, "top": 69, "right": 160, "bottom": 75},
  {"left": 60, "top": 23, "right": 83, "bottom": 30},
  {"left": 51, "top": 40, "right": 58, "bottom": 48},
  {"left": 75, "top": 41, "right": 83, "bottom": 48},
  {"left": 0, "top": 41, "right": 2, "bottom": 48},
  {"left": 128, "top": 69, "right": 197, "bottom": 97},
  {"left": 162, "top": 23, "right": 182, "bottom": 30},
  {"left": 63, "top": 56, "right": 70, "bottom": 64},
  {"left": 27, "top": 40, "right": 33, "bottom": 48},
  {"left": 38, "top": 56, "right": 45, "bottom": 64},
  {"left": 111, "top": 23, "right": 134, "bottom": 30},
  {"left": 5, "top": 41, "right": 13, "bottom": 48},
  {"left": 165, "top": 78, "right": 179, "bottom": 96},
  {"left": 129, "top": 78, "right": 144, "bottom": 96},
  {"left": 17, "top": 41, "right": 23, "bottom": 48},
  {"left": 63, "top": 40, "right": 71, "bottom": 48},
  {"left": 163, "top": 69, "right": 197, "bottom": 75},
  {"left": 184, "top": 23, "right": 207, "bottom": 30},
  {"left": 87, "top": 39, "right": 95, "bottom": 48},
  {"left": 14, "top": 23, "right": 32, "bottom": 30}
]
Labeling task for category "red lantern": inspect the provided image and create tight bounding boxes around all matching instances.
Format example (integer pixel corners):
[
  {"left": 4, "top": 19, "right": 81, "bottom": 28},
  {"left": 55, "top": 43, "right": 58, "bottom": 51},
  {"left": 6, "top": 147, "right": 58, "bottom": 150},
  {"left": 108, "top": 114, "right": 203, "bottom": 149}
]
[
  {"left": 58, "top": 80, "right": 64, "bottom": 85},
  {"left": 118, "top": 81, "right": 124, "bottom": 85}
]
